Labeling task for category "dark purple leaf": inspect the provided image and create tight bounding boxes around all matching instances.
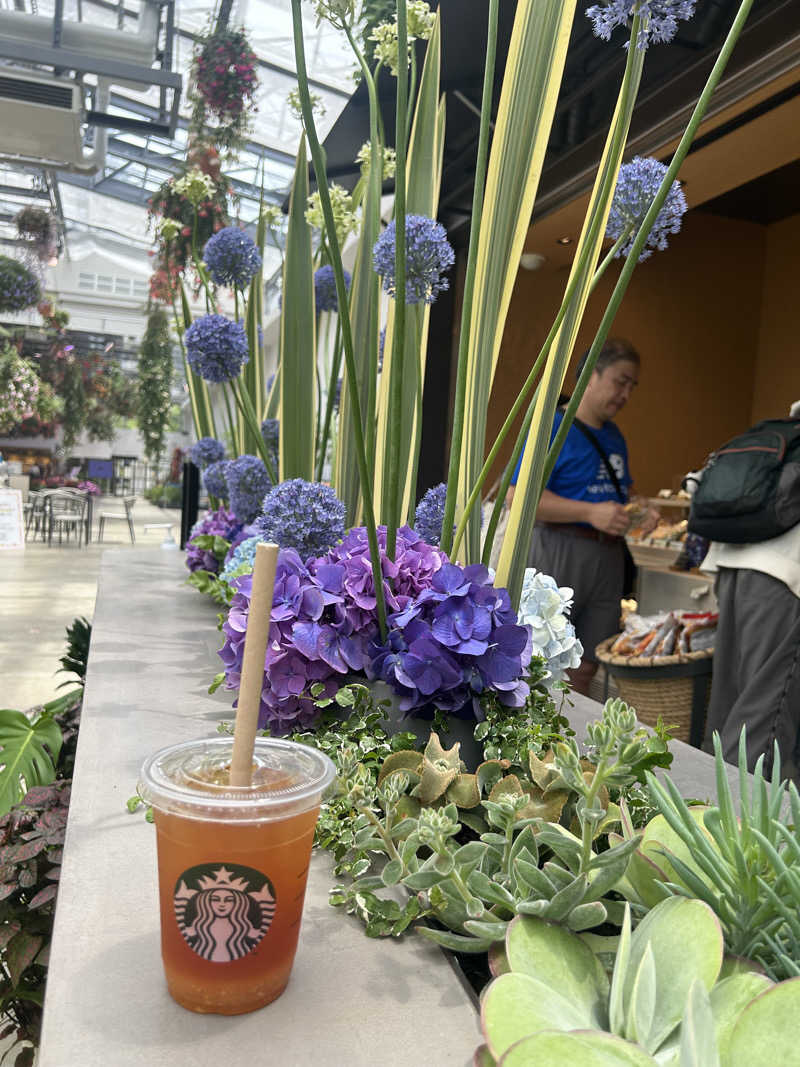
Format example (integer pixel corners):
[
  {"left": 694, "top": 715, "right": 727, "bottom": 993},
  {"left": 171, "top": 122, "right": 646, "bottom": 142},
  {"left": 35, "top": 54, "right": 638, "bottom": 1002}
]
[
  {"left": 28, "top": 885, "right": 57, "bottom": 910},
  {"left": 7, "top": 931, "right": 43, "bottom": 986}
]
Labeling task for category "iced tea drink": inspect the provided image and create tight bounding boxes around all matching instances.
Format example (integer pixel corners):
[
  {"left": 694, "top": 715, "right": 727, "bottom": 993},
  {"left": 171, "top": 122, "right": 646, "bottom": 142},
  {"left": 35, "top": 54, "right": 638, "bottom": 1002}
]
[{"left": 139, "top": 737, "right": 335, "bottom": 1015}]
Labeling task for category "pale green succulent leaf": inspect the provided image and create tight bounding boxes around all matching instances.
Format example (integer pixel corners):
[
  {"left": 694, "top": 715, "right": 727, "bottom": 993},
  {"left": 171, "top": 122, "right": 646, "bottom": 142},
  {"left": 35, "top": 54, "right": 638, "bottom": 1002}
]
[
  {"left": 626, "top": 942, "right": 657, "bottom": 1048},
  {"left": 727, "top": 978, "right": 800, "bottom": 1066},
  {"left": 498, "top": 1030, "right": 658, "bottom": 1066},
  {"left": 678, "top": 980, "right": 719, "bottom": 1067},
  {"left": 482, "top": 973, "right": 595, "bottom": 1061},
  {"left": 504, "top": 915, "right": 608, "bottom": 1024},
  {"left": 624, "top": 898, "right": 723, "bottom": 1053}
]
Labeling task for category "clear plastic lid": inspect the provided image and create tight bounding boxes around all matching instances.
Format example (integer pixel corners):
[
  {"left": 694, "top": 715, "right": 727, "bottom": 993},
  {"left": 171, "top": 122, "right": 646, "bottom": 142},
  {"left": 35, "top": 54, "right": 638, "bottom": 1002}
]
[{"left": 138, "top": 736, "right": 336, "bottom": 821}]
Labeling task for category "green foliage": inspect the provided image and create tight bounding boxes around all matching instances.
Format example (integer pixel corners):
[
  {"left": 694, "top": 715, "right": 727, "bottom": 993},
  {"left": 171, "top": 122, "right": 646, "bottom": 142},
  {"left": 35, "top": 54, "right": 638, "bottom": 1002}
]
[
  {"left": 136, "top": 308, "right": 173, "bottom": 464},
  {"left": 327, "top": 700, "right": 671, "bottom": 950},
  {"left": 0, "top": 780, "right": 72, "bottom": 1056},
  {"left": 144, "top": 484, "right": 182, "bottom": 508},
  {"left": 475, "top": 895, "right": 800, "bottom": 1066},
  {"left": 0, "top": 708, "right": 63, "bottom": 818},
  {"left": 645, "top": 730, "right": 800, "bottom": 981},
  {"left": 56, "top": 616, "right": 91, "bottom": 689}
]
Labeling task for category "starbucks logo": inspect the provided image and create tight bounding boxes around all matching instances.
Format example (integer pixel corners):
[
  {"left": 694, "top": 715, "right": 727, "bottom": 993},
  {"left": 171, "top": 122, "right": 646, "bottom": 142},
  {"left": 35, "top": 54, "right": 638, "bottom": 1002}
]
[{"left": 173, "top": 863, "right": 276, "bottom": 963}]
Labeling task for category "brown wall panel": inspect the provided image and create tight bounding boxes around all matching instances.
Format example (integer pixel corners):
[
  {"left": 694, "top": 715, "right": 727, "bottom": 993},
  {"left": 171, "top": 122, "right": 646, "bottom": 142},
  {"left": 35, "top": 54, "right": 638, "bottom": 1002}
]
[{"left": 751, "top": 213, "right": 800, "bottom": 423}]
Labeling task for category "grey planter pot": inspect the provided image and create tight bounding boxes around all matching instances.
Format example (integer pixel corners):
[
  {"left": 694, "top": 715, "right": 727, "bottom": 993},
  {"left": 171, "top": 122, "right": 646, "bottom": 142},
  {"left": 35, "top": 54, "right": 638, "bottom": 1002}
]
[{"left": 369, "top": 680, "right": 484, "bottom": 769}]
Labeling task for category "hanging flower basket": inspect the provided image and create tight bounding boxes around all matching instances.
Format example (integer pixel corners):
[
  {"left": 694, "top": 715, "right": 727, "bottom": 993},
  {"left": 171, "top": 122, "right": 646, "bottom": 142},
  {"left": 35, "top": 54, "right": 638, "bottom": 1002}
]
[
  {"left": 191, "top": 27, "right": 259, "bottom": 149},
  {"left": 0, "top": 256, "right": 41, "bottom": 314}
]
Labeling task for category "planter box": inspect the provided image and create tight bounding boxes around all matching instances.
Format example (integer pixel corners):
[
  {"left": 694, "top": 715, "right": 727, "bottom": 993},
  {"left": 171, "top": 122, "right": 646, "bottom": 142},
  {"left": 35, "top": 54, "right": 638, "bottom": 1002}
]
[{"left": 38, "top": 551, "right": 743, "bottom": 1066}]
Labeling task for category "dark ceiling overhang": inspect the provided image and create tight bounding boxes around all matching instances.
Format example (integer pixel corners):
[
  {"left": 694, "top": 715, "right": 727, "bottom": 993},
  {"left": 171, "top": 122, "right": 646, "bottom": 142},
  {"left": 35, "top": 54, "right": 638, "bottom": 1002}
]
[{"left": 320, "top": 0, "right": 800, "bottom": 243}]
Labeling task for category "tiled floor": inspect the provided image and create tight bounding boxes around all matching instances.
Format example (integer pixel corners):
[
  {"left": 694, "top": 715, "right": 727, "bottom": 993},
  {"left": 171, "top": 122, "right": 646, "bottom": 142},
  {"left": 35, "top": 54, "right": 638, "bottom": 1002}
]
[{"left": 1, "top": 498, "right": 182, "bottom": 712}]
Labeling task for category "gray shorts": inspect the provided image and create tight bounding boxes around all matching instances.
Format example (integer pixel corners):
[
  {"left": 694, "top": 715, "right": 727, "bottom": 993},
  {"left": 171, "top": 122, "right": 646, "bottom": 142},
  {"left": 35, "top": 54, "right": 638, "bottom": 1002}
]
[{"left": 528, "top": 525, "right": 625, "bottom": 662}]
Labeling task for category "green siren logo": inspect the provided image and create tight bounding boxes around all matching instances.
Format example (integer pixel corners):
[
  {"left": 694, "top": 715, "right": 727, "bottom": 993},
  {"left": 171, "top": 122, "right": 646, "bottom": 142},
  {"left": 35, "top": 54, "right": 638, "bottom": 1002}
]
[{"left": 174, "top": 863, "right": 276, "bottom": 963}]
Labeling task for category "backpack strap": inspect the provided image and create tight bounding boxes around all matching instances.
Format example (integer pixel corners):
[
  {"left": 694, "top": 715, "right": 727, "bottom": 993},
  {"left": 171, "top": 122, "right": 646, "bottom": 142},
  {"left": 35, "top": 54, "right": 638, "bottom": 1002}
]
[{"left": 572, "top": 417, "right": 626, "bottom": 504}]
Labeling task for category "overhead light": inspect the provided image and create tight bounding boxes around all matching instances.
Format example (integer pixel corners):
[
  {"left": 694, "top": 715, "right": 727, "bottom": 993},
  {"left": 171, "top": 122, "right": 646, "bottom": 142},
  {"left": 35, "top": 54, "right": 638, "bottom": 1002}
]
[
  {"left": 519, "top": 252, "right": 547, "bottom": 271},
  {"left": 557, "top": 236, "right": 573, "bottom": 245}
]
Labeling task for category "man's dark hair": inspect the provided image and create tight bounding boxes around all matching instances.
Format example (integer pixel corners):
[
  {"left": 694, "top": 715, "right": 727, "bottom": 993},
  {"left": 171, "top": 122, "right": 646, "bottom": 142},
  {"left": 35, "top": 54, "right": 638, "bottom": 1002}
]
[{"left": 575, "top": 338, "right": 640, "bottom": 382}]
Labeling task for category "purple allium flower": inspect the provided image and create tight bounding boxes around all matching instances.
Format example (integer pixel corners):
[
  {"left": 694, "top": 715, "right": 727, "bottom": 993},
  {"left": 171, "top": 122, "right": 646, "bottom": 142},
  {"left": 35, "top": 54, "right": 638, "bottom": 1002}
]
[
  {"left": 0, "top": 255, "right": 41, "bottom": 314},
  {"left": 190, "top": 436, "right": 226, "bottom": 469},
  {"left": 367, "top": 561, "right": 531, "bottom": 720},
  {"left": 373, "top": 215, "right": 455, "bottom": 305},
  {"left": 256, "top": 479, "right": 346, "bottom": 559},
  {"left": 314, "top": 265, "right": 351, "bottom": 314},
  {"left": 607, "top": 156, "right": 688, "bottom": 261},
  {"left": 587, "top": 0, "right": 696, "bottom": 48},
  {"left": 226, "top": 454, "right": 271, "bottom": 524},
  {"left": 413, "top": 482, "right": 451, "bottom": 547},
  {"left": 203, "top": 459, "right": 230, "bottom": 500},
  {"left": 185, "top": 314, "right": 249, "bottom": 383},
  {"left": 203, "top": 227, "right": 262, "bottom": 289},
  {"left": 185, "top": 506, "right": 242, "bottom": 574},
  {"left": 260, "top": 417, "right": 279, "bottom": 479}
]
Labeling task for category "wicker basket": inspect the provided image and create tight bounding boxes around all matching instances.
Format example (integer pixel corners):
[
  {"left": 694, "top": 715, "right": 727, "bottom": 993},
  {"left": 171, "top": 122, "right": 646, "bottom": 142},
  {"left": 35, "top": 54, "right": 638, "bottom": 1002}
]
[{"left": 595, "top": 636, "right": 714, "bottom": 744}]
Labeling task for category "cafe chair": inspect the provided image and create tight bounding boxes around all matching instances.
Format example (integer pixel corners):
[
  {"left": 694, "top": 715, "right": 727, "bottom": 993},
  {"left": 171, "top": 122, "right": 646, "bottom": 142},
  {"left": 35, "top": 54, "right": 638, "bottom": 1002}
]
[
  {"left": 97, "top": 497, "right": 136, "bottom": 544},
  {"left": 44, "top": 490, "right": 89, "bottom": 547}
]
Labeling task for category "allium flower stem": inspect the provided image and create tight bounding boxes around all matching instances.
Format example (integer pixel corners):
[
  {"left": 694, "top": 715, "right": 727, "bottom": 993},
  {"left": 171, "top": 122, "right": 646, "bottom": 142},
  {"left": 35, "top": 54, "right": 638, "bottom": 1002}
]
[
  {"left": 291, "top": 0, "right": 387, "bottom": 638},
  {"left": 385, "top": 0, "right": 410, "bottom": 561},
  {"left": 545, "top": 0, "right": 755, "bottom": 494},
  {"left": 191, "top": 210, "right": 217, "bottom": 314},
  {"left": 230, "top": 377, "right": 278, "bottom": 484},
  {"left": 316, "top": 317, "right": 343, "bottom": 480},
  {"left": 589, "top": 224, "right": 634, "bottom": 292},
  {"left": 343, "top": 24, "right": 382, "bottom": 467},
  {"left": 440, "top": 0, "right": 499, "bottom": 557},
  {"left": 170, "top": 286, "right": 216, "bottom": 439}
]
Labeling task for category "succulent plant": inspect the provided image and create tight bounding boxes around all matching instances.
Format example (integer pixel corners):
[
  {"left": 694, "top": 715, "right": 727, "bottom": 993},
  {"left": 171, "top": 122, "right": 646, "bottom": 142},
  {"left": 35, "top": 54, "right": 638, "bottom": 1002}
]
[
  {"left": 331, "top": 700, "right": 663, "bottom": 949},
  {"left": 644, "top": 730, "right": 800, "bottom": 980},
  {"left": 476, "top": 895, "right": 800, "bottom": 1066}
]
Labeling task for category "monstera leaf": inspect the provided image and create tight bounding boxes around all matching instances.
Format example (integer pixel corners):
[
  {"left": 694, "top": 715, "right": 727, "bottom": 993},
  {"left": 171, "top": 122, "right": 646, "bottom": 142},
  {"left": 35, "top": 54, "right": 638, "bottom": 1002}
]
[{"left": 0, "top": 708, "right": 62, "bottom": 815}]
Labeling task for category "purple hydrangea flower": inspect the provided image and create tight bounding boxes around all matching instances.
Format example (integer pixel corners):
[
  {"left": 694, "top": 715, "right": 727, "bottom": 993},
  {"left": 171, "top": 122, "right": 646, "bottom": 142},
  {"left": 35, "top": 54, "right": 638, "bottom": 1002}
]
[
  {"left": 607, "top": 156, "right": 688, "bottom": 261},
  {"left": 373, "top": 215, "right": 455, "bottom": 305},
  {"left": 218, "top": 526, "right": 450, "bottom": 734},
  {"left": 203, "top": 227, "right": 262, "bottom": 289},
  {"left": 314, "top": 265, "right": 351, "bottom": 314},
  {"left": 587, "top": 0, "right": 696, "bottom": 48},
  {"left": 185, "top": 506, "right": 242, "bottom": 574},
  {"left": 226, "top": 454, "right": 271, "bottom": 524},
  {"left": 256, "top": 479, "right": 346, "bottom": 559},
  {"left": 413, "top": 483, "right": 451, "bottom": 546},
  {"left": 185, "top": 314, "right": 249, "bottom": 383},
  {"left": 0, "top": 256, "right": 41, "bottom": 314},
  {"left": 202, "top": 459, "right": 230, "bottom": 500},
  {"left": 367, "top": 561, "right": 531, "bottom": 720},
  {"left": 190, "top": 436, "right": 226, "bottom": 469}
]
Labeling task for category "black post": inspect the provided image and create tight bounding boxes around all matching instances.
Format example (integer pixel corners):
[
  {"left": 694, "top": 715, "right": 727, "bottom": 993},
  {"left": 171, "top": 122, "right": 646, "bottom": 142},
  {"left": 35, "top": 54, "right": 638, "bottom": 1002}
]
[{"left": 180, "top": 461, "right": 199, "bottom": 550}]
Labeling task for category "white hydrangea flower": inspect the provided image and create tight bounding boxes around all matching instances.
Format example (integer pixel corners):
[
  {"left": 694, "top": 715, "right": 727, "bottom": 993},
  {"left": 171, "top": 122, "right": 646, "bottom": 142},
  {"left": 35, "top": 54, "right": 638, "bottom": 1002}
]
[{"left": 518, "top": 568, "right": 583, "bottom": 685}]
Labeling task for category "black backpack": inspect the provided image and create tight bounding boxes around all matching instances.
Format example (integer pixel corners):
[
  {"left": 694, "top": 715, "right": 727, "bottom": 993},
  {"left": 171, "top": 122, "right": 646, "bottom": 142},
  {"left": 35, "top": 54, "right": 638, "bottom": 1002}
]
[{"left": 688, "top": 419, "right": 800, "bottom": 543}]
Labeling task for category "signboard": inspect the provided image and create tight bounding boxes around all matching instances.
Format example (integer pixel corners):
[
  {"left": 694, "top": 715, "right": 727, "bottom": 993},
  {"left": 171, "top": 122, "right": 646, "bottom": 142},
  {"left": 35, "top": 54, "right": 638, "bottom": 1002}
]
[
  {"left": 88, "top": 459, "right": 114, "bottom": 480},
  {"left": 0, "top": 488, "right": 24, "bottom": 549}
]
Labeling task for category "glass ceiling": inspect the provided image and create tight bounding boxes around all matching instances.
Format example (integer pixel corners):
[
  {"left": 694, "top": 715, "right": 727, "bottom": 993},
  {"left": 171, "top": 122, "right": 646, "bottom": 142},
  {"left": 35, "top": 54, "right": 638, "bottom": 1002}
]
[{"left": 0, "top": 0, "right": 358, "bottom": 262}]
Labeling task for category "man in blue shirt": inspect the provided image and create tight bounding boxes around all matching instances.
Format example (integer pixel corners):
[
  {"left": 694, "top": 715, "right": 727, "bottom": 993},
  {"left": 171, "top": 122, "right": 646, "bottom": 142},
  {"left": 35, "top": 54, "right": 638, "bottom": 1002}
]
[{"left": 510, "top": 339, "right": 656, "bottom": 695}]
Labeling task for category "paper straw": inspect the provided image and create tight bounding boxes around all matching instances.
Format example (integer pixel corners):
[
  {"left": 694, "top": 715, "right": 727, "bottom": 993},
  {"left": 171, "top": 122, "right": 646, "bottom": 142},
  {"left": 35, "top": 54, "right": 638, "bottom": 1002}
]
[{"left": 230, "top": 542, "right": 279, "bottom": 786}]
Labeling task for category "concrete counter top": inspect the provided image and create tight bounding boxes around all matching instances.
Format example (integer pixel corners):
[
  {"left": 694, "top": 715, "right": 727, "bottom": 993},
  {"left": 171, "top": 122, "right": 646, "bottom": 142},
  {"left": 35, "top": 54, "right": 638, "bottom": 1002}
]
[
  {"left": 38, "top": 550, "right": 481, "bottom": 1066},
  {"left": 38, "top": 548, "right": 735, "bottom": 1065}
]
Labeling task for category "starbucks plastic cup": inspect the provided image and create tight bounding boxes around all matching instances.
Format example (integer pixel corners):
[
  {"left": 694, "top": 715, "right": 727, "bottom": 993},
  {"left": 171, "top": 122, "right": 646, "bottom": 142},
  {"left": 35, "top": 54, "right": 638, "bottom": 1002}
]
[{"left": 139, "top": 736, "right": 335, "bottom": 1015}]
